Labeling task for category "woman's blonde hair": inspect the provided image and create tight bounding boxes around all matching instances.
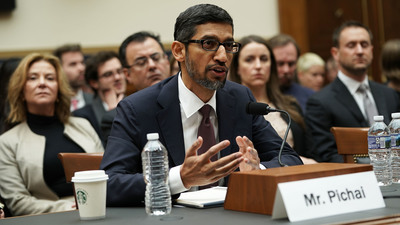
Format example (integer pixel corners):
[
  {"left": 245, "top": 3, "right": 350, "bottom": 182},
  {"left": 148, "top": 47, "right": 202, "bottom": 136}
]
[
  {"left": 7, "top": 53, "right": 73, "bottom": 123},
  {"left": 297, "top": 52, "right": 325, "bottom": 73}
]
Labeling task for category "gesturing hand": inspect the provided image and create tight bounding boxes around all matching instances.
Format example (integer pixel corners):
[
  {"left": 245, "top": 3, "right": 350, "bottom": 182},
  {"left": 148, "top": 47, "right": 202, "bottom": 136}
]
[
  {"left": 236, "top": 136, "right": 261, "bottom": 171},
  {"left": 180, "top": 137, "right": 244, "bottom": 189}
]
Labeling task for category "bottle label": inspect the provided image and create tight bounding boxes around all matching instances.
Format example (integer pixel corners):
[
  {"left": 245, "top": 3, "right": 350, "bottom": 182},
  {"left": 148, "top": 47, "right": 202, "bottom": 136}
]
[
  {"left": 368, "top": 135, "right": 391, "bottom": 149},
  {"left": 391, "top": 134, "right": 400, "bottom": 148}
]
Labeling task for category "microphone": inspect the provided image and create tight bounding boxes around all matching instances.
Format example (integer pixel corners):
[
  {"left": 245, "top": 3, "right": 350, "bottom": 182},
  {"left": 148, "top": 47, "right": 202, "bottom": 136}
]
[{"left": 246, "top": 102, "right": 291, "bottom": 167}]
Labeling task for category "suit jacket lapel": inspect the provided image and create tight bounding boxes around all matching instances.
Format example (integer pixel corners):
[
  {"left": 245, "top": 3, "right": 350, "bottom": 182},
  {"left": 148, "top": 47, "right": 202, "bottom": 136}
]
[
  {"left": 216, "top": 87, "right": 236, "bottom": 157},
  {"left": 156, "top": 76, "right": 186, "bottom": 166},
  {"left": 332, "top": 78, "right": 368, "bottom": 126},
  {"left": 370, "top": 81, "right": 389, "bottom": 120},
  {"left": 92, "top": 96, "right": 106, "bottom": 124}
]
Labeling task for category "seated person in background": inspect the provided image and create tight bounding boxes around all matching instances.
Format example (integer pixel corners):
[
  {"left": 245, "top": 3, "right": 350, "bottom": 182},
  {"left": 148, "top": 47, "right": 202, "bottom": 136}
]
[
  {"left": 53, "top": 44, "right": 93, "bottom": 111},
  {"left": 325, "top": 56, "right": 338, "bottom": 84},
  {"left": 73, "top": 51, "right": 126, "bottom": 145},
  {"left": 0, "top": 53, "right": 104, "bottom": 216},
  {"left": 229, "top": 35, "right": 317, "bottom": 164},
  {"left": 267, "top": 34, "right": 314, "bottom": 112},
  {"left": 305, "top": 21, "right": 400, "bottom": 162},
  {"left": 0, "top": 57, "right": 21, "bottom": 135},
  {"left": 296, "top": 52, "right": 326, "bottom": 92},
  {"left": 100, "top": 3, "right": 302, "bottom": 207},
  {"left": 119, "top": 31, "right": 170, "bottom": 93},
  {"left": 381, "top": 39, "right": 400, "bottom": 94}
]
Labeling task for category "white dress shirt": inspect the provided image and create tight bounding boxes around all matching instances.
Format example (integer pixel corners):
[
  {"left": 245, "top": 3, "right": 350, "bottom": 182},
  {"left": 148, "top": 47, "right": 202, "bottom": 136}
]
[
  {"left": 337, "top": 71, "right": 377, "bottom": 120},
  {"left": 70, "top": 89, "right": 86, "bottom": 112},
  {"left": 168, "top": 73, "right": 218, "bottom": 194}
]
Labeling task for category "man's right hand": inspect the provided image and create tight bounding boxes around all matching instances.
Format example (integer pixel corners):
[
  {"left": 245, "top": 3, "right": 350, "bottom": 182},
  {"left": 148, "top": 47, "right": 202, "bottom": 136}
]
[{"left": 180, "top": 137, "right": 244, "bottom": 189}]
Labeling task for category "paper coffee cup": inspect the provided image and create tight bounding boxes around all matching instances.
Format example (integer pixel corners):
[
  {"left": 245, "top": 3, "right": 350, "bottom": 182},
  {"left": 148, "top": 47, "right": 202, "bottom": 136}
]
[{"left": 71, "top": 170, "right": 109, "bottom": 220}]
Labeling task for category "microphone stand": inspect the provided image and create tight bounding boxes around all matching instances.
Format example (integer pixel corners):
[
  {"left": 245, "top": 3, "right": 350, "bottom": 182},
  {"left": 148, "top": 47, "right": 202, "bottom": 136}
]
[
  {"left": 246, "top": 102, "right": 292, "bottom": 167},
  {"left": 275, "top": 109, "right": 291, "bottom": 167}
]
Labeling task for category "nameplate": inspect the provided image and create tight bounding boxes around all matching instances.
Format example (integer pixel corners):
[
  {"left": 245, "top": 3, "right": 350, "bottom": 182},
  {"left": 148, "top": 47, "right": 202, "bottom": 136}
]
[{"left": 271, "top": 171, "right": 385, "bottom": 222}]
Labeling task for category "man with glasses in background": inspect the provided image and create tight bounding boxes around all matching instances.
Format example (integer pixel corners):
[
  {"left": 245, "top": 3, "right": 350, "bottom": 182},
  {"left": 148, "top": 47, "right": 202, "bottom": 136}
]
[
  {"left": 100, "top": 4, "right": 302, "bottom": 206},
  {"left": 119, "top": 31, "right": 170, "bottom": 93},
  {"left": 73, "top": 51, "right": 126, "bottom": 146}
]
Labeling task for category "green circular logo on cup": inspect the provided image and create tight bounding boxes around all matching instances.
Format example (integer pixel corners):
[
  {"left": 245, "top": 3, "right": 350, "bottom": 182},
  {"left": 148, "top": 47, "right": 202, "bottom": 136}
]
[{"left": 76, "top": 189, "right": 88, "bottom": 205}]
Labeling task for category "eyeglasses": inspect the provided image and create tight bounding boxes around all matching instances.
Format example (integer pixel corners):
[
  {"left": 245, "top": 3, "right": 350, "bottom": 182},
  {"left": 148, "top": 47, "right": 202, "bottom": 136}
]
[
  {"left": 127, "top": 53, "right": 164, "bottom": 69},
  {"left": 100, "top": 68, "right": 124, "bottom": 79},
  {"left": 183, "top": 39, "right": 241, "bottom": 53}
]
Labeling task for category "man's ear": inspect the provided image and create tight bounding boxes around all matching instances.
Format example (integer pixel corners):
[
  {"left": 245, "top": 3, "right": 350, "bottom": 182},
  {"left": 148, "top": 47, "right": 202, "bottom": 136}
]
[
  {"left": 123, "top": 68, "right": 133, "bottom": 84},
  {"left": 171, "top": 41, "right": 185, "bottom": 63},
  {"left": 331, "top": 46, "right": 339, "bottom": 62}
]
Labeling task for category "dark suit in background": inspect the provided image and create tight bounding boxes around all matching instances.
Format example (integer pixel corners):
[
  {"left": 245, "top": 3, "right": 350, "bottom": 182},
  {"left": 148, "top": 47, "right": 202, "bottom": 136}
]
[
  {"left": 283, "top": 108, "right": 315, "bottom": 159},
  {"left": 100, "top": 75, "right": 302, "bottom": 206},
  {"left": 73, "top": 96, "right": 115, "bottom": 146},
  {"left": 83, "top": 92, "right": 93, "bottom": 105},
  {"left": 305, "top": 78, "right": 400, "bottom": 162}
]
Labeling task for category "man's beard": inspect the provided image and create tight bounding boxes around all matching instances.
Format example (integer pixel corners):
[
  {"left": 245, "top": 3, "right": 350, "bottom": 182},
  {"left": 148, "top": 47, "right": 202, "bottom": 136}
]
[
  {"left": 339, "top": 59, "right": 370, "bottom": 77},
  {"left": 185, "top": 54, "right": 226, "bottom": 90}
]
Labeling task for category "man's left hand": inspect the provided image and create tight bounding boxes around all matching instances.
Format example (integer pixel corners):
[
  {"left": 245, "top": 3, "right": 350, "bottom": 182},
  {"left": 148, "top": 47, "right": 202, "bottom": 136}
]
[{"left": 236, "top": 136, "right": 261, "bottom": 171}]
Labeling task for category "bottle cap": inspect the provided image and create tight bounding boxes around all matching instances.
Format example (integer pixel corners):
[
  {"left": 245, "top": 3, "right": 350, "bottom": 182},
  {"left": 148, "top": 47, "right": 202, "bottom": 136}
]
[
  {"left": 392, "top": 112, "right": 400, "bottom": 119},
  {"left": 147, "top": 133, "right": 159, "bottom": 140},
  {"left": 373, "top": 115, "right": 384, "bottom": 121}
]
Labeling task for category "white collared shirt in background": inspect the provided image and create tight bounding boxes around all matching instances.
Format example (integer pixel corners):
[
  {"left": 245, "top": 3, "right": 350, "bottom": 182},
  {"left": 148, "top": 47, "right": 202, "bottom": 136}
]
[
  {"left": 70, "top": 89, "right": 86, "bottom": 112},
  {"left": 337, "top": 70, "right": 377, "bottom": 120}
]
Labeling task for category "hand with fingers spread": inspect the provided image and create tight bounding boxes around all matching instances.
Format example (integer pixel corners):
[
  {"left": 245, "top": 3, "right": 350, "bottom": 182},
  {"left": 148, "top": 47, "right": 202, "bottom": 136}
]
[
  {"left": 236, "top": 136, "right": 261, "bottom": 171},
  {"left": 180, "top": 137, "right": 244, "bottom": 189}
]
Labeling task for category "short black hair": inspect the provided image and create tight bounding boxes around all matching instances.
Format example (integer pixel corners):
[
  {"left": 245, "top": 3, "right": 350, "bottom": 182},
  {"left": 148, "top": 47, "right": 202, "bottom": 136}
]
[
  {"left": 174, "top": 4, "right": 233, "bottom": 42},
  {"left": 85, "top": 51, "right": 119, "bottom": 93},
  {"left": 119, "top": 31, "right": 165, "bottom": 68},
  {"left": 332, "top": 20, "right": 373, "bottom": 48}
]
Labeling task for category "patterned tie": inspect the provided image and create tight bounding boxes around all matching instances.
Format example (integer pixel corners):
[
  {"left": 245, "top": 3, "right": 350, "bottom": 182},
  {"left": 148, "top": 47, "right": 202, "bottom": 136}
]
[
  {"left": 357, "top": 84, "right": 379, "bottom": 126},
  {"left": 197, "top": 104, "right": 218, "bottom": 189}
]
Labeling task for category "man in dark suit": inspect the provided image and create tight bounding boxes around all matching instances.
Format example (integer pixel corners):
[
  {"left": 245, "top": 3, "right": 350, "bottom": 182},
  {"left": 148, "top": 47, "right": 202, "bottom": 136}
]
[
  {"left": 305, "top": 21, "right": 400, "bottom": 162},
  {"left": 100, "top": 3, "right": 302, "bottom": 206},
  {"left": 73, "top": 51, "right": 126, "bottom": 145}
]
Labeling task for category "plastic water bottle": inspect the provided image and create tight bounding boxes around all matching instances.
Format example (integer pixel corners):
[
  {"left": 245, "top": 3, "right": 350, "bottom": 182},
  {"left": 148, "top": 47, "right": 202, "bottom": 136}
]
[
  {"left": 142, "top": 133, "right": 171, "bottom": 215},
  {"left": 388, "top": 112, "right": 400, "bottom": 183},
  {"left": 368, "top": 115, "right": 392, "bottom": 186}
]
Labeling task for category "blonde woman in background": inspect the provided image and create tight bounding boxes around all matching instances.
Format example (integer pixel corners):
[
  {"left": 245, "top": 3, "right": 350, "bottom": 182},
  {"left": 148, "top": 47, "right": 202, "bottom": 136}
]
[
  {"left": 230, "top": 35, "right": 317, "bottom": 164},
  {"left": 0, "top": 53, "right": 104, "bottom": 216},
  {"left": 296, "top": 52, "right": 326, "bottom": 92}
]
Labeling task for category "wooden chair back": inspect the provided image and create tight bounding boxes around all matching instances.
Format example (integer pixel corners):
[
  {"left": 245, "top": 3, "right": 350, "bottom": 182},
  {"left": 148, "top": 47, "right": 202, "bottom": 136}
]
[
  {"left": 57, "top": 152, "right": 104, "bottom": 208},
  {"left": 330, "top": 127, "right": 370, "bottom": 163},
  {"left": 58, "top": 152, "right": 104, "bottom": 182}
]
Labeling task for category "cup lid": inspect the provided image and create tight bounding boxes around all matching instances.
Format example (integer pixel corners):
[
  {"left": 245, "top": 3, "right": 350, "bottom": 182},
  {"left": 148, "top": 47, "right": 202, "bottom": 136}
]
[{"left": 71, "top": 170, "right": 109, "bottom": 183}]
